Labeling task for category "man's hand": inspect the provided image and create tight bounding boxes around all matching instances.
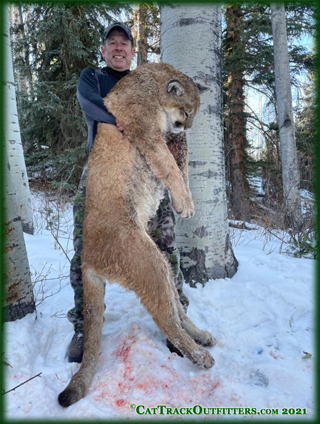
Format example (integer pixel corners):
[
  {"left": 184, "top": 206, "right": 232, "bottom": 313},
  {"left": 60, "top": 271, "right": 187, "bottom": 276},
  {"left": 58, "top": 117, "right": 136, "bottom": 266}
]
[{"left": 116, "top": 119, "right": 125, "bottom": 132}]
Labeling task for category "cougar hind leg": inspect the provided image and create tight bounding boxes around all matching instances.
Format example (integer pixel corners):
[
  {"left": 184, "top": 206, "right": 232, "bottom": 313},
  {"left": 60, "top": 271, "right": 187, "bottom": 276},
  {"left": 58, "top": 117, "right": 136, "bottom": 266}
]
[
  {"left": 58, "top": 265, "right": 105, "bottom": 408},
  {"left": 117, "top": 228, "right": 215, "bottom": 369}
]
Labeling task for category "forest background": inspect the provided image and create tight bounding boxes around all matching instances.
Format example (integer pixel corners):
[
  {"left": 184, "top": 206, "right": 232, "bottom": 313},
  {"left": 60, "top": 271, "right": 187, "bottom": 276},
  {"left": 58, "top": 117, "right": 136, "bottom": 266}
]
[
  {"left": 1, "top": 2, "right": 318, "bottom": 417},
  {"left": 8, "top": 1, "right": 317, "bottom": 251},
  {"left": 2, "top": 2, "right": 317, "bottom": 320}
]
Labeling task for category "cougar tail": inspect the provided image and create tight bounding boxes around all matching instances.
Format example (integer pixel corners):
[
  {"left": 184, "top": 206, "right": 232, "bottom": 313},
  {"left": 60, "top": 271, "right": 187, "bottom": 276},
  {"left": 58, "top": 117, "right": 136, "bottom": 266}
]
[
  {"left": 58, "top": 375, "right": 87, "bottom": 407},
  {"left": 58, "top": 266, "right": 105, "bottom": 407},
  {"left": 58, "top": 388, "right": 77, "bottom": 407}
]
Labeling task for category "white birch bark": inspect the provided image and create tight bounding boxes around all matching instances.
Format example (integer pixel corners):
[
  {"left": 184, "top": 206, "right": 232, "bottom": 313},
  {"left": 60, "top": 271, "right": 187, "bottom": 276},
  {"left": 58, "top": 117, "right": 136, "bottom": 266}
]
[
  {"left": 9, "top": 4, "right": 28, "bottom": 94},
  {"left": 4, "top": 6, "right": 34, "bottom": 234},
  {"left": 4, "top": 156, "right": 36, "bottom": 322},
  {"left": 161, "top": 4, "right": 238, "bottom": 285},
  {"left": 271, "top": 3, "right": 302, "bottom": 229}
]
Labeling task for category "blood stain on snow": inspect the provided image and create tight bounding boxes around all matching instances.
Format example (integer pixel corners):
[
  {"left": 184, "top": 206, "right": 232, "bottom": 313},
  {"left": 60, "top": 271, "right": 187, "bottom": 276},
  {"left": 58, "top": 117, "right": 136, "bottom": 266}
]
[
  {"left": 95, "top": 338, "right": 222, "bottom": 406},
  {"left": 270, "top": 351, "right": 278, "bottom": 359},
  {"left": 93, "top": 386, "right": 110, "bottom": 402},
  {"left": 118, "top": 345, "right": 131, "bottom": 361},
  {"left": 115, "top": 399, "right": 126, "bottom": 407},
  {"left": 123, "top": 363, "right": 134, "bottom": 381},
  {"left": 114, "top": 340, "right": 137, "bottom": 362},
  {"left": 212, "top": 381, "right": 221, "bottom": 390}
]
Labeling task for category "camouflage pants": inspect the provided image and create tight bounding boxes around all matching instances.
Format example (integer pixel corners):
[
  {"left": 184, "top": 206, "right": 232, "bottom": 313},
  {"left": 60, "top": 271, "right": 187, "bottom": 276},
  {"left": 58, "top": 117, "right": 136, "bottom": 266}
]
[{"left": 67, "top": 163, "right": 189, "bottom": 332}]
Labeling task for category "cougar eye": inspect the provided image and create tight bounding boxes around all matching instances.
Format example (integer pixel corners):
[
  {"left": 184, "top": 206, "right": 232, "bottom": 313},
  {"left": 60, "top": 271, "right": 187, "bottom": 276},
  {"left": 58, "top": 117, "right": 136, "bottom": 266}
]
[{"left": 184, "top": 110, "right": 190, "bottom": 118}]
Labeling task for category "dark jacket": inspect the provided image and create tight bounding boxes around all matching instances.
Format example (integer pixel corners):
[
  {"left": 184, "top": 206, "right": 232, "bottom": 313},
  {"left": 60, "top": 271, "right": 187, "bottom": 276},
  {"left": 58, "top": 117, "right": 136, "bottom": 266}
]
[{"left": 77, "top": 66, "right": 130, "bottom": 154}]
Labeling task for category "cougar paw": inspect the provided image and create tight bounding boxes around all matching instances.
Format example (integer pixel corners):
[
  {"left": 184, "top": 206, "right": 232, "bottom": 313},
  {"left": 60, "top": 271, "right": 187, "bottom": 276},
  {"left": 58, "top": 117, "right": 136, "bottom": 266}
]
[
  {"left": 180, "top": 204, "right": 195, "bottom": 219},
  {"left": 196, "top": 331, "right": 217, "bottom": 347},
  {"left": 190, "top": 347, "right": 215, "bottom": 369},
  {"left": 173, "top": 193, "right": 195, "bottom": 219}
]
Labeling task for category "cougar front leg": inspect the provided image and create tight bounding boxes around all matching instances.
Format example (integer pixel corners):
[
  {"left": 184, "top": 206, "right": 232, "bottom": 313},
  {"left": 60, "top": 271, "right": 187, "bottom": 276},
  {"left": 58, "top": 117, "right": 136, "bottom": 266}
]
[
  {"left": 146, "top": 275, "right": 214, "bottom": 369},
  {"left": 135, "top": 135, "right": 195, "bottom": 218},
  {"left": 175, "top": 293, "right": 216, "bottom": 347},
  {"left": 58, "top": 265, "right": 105, "bottom": 407}
]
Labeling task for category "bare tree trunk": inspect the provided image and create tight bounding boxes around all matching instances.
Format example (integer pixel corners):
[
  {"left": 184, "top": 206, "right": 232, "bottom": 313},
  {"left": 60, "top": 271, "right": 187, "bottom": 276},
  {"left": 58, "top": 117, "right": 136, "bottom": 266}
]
[
  {"left": 4, "top": 158, "right": 36, "bottom": 322},
  {"left": 137, "top": 4, "right": 148, "bottom": 66},
  {"left": 4, "top": 6, "right": 34, "bottom": 234},
  {"left": 271, "top": 3, "right": 302, "bottom": 229},
  {"left": 161, "top": 5, "right": 238, "bottom": 286},
  {"left": 9, "top": 4, "right": 28, "bottom": 94},
  {"left": 21, "top": 5, "right": 34, "bottom": 97},
  {"left": 225, "top": 4, "right": 251, "bottom": 222}
]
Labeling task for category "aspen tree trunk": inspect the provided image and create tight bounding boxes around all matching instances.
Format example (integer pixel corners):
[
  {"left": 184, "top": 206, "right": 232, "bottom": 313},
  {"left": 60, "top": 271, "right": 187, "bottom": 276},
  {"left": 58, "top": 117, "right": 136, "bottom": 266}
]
[
  {"left": 225, "top": 4, "right": 251, "bottom": 222},
  {"left": 4, "top": 158, "right": 36, "bottom": 321},
  {"left": 9, "top": 4, "right": 28, "bottom": 94},
  {"left": 161, "top": 5, "right": 238, "bottom": 286},
  {"left": 271, "top": 3, "right": 302, "bottom": 229},
  {"left": 4, "top": 7, "right": 34, "bottom": 234}
]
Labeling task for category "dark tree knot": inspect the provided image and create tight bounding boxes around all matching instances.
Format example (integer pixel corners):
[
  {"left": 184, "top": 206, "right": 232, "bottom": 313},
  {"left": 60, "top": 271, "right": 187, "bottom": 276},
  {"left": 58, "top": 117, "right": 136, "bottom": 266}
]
[{"left": 283, "top": 118, "right": 291, "bottom": 128}]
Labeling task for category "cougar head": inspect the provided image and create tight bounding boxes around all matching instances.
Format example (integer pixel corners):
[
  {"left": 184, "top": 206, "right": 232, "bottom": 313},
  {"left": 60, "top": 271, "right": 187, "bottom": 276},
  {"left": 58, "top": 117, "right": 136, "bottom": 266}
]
[{"left": 163, "top": 78, "right": 200, "bottom": 134}]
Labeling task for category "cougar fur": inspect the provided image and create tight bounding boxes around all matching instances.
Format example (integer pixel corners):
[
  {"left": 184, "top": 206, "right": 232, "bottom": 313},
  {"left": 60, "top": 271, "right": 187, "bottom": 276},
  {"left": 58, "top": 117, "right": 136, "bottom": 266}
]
[{"left": 58, "top": 63, "right": 215, "bottom": 407}]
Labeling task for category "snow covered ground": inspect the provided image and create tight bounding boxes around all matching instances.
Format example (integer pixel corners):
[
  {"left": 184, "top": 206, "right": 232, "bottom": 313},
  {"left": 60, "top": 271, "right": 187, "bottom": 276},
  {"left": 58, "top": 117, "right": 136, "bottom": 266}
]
[{"left": 3, "top": 191, "right": 316, "bottom": 420}]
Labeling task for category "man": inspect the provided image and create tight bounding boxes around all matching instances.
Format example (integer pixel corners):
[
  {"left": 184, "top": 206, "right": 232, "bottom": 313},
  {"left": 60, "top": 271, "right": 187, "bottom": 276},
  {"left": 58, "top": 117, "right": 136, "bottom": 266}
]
[{"left": 67, "top": 22, "right": 189, "bottom": 363}]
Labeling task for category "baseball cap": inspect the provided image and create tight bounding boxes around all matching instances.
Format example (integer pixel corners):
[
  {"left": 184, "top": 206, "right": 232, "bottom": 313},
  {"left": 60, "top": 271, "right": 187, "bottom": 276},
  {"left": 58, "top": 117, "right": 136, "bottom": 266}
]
[{"left": 103, "top": 22, "right": 134, "bottom": 44}]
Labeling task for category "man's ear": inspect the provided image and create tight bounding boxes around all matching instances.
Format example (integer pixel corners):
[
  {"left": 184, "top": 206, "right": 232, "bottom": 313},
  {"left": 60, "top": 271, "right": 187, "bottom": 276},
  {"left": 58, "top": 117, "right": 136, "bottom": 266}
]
[{"left": 167, "top": 80, "right": 185, "bottom": 96}]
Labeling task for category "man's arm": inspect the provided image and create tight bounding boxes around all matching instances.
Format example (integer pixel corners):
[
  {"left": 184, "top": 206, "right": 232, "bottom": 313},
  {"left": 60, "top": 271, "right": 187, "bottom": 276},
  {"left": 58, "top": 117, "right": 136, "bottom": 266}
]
[{"left": 77, "top": 68, "right": 116, "bottom": 125}]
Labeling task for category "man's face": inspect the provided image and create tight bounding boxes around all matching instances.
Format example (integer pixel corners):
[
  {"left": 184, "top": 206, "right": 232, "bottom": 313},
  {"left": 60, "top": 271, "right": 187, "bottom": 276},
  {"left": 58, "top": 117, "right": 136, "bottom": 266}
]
[{"left": 101, "top": 29, "right": 135, "bottom": 72}]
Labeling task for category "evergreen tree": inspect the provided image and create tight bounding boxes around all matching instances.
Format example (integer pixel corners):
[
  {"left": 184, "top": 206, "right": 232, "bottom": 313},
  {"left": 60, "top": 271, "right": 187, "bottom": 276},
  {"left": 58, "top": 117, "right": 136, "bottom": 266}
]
[
  {"left": 295, "top": 72, "right": 316, "bottom": 193},
  {"left": 224, "top": 4, "right": 251, "bottom": 222},
  {"left": 12, "top": 3, "right": 128, "bottom": 192},
  {"left": 222, "top": 3, "right": 315, "bottom": 221},
  {"left": 130, "top": 3, "right": 160, "bottom": 66}
]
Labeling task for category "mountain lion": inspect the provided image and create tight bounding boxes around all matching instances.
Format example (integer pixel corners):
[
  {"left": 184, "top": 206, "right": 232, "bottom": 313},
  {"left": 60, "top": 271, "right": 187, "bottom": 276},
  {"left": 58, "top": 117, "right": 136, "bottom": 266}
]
[{"left": 58, "top": 63, "right": 215, "bottom": 407}]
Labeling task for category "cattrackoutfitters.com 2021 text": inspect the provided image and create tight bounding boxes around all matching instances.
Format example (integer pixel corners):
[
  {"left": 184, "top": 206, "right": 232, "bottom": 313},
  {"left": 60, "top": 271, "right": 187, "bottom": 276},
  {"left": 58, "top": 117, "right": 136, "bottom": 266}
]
[{"left": 130, "top": 404, "right": 307, "bottom": 416}]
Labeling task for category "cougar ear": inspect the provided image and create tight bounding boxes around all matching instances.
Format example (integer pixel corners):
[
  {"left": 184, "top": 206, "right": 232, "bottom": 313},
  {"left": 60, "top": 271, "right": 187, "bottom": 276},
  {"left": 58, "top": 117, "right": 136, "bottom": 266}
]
[{"left": 167, "top": 80, "right": 185, "bottom": 96}]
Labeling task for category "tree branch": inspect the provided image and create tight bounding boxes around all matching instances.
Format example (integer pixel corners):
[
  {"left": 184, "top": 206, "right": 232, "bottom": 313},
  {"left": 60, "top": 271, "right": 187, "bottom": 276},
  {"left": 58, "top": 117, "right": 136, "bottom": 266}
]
[{"left": 2, "top": 372, "right": 42, "bottom": 395}]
